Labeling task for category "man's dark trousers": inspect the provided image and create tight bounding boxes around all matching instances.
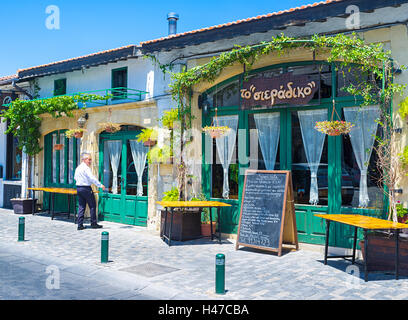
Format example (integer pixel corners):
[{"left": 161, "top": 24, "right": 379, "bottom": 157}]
[{"left": 77, "top": 186, "right": 97, "bottom": 226}]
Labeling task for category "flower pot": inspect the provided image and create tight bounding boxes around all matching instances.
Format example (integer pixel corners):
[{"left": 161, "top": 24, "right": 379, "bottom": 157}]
[
  {"left": 53, "top": 144, "right": 64, "bottom": 151},
  {"left": 160, "top": 208, "right": 202, "bottom": 241},
  {"left": 144, "top": 139, "right": 157, "bottom": 147},
  {"left": 398, "top": 215, "right": 408, "bottom": 224},
  {"left": 359, "top": 233, "right": 408, "bottom": 275},
  {"left": 201, "top": 221, "right": 217, "bottom": 237},
  {"left": 74, "top": 131, "right": 83, "bottom": 138},
  {"left": 105, "top": 127, "right": 115, "bottom": 133},
  {"left": 315, "top": 121, "right": 354, "bottom": 136},
  {"left": 208, "top": 130, "right": 223, "bottom": 139},
  {"left": 203, "top": 126, "right": 230, "bottom": 139},
  {"left": 11, "top": 198, "right": 37, "bottom": 214}
]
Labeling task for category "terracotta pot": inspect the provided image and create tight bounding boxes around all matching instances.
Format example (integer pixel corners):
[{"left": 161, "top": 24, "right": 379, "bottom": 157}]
[
  {"left": 201, "top": 222, "right": 217, "bottom": 237},
  {"left": 53, "top": 144, "right": 64, "bottom": 151},
  {"left": 74, "top": 131, "right": 83, "bottom": 138},
  {"left": 359, "top": 233, "right": 408, "bottom": 275},
  {"left": 144, "top": 139, "right": 157, "bottom": 147}
]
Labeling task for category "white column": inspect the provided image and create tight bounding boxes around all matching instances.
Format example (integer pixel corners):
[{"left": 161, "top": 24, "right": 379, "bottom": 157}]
[{"left": 21, "top": 152, "right": 28, "bottom": 199}]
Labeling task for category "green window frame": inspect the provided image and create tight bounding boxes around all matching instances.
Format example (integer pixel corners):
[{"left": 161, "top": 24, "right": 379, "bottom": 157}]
[
  {"left": 111, "top": 67, "right": 128, "bottom": 100},
  {"left": 54, "top": 78, "right": 67, "bottom": 96}
]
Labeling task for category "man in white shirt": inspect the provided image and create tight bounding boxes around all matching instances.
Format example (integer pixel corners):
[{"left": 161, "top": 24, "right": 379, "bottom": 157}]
[{"left": 74, "top": 152, "right": 106, "bottom": 230}]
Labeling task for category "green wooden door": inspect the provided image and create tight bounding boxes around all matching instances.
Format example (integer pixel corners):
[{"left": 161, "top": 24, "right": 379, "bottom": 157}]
[
  {"left": 99, "top": 131, "right": 148, "bottom": 227},
  {"left": 43, "top": 130, "right": 80, "bottom": 213}
]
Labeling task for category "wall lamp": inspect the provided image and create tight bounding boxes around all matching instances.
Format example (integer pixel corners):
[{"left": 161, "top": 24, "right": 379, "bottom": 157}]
[{"left": 77, "top": 113, "right": 89, "bottom": 128}]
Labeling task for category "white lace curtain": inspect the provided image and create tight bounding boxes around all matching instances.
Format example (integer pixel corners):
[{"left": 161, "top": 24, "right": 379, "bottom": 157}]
[
  {"left": 298, "top": 109, "right": 328, "bottom": 205},
  {"left": 215, "top": 115, "right": 239, "bottom": 199},
  {"left": 129, "top": 140, "right": 148, "bottom": 196},
  {"left": 52, "top": 134, "right": 57, "bottom": 183},
  {"left": 344, "top": 105, "right": 380, "bottom": 207},
  {"left": 254, "top": 113, "right": 280, "bottom": 170},
  {"left": 107, "top": 140, "right": 122, "bottom": 194}
]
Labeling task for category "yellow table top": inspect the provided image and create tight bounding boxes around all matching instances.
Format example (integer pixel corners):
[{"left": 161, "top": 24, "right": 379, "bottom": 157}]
[
  {"left": 29, "top": 187, "right": 77, "bottom": 195},
  {"left": 157, "top": 201, "right": 232, "bottom": 208},
  {"left": 315, "top": 214, "right": 408, "bottom": 230}
]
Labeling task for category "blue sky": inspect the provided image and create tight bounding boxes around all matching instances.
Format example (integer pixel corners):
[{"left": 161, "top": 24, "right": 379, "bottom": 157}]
[{"left": 2, "top": 0, "right": 315, "bottom": 77}]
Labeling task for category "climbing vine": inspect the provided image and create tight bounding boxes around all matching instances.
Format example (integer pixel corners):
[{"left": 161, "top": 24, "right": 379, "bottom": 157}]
[
  {"left": 1, "top": 93, "right": 111, "bottom": 156},
  {"left": 152, "top": 32, "right": 406, "bottom": 203}
]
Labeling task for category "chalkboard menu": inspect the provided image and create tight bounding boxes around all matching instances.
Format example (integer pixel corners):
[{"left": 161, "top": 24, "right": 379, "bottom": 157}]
[{"left": 236, "top": 170, "right": 298, "bottom": 256}]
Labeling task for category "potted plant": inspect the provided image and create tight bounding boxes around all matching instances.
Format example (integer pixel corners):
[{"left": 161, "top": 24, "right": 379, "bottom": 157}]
[
  {"left": 159, "top": 187, "right": 202, "bottom": 241},
  {"left": 202, "top": 125, "right": 231, "bottom": 139},
  {"left": 202, "top": 107, "right": 231, "bottom": 139},
  {"left": 98, "top": 122, "right": 121, "bottom": 133},
  {"left": 136, "top": 127, "right": 158, "bottom": 147},
  {"left": 65, "top": 128, "right": 85, "bottom": 139},
  {"left": 314, "top": 120, "right": 354, "bottom": 136},
  {"left": 98, "top": 108, "right": 121, "bottom": 133},
  {"left": 192, "top": 193, "right": 216, "bottom": 237},
  {"left": 315, "top": 100, "right": 354, "bottom": 136},
  {"left": 396, "top": 201, "right": 408, "bottom": 224}
]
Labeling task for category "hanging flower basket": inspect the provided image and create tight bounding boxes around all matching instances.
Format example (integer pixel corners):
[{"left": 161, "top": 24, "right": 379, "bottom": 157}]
[
  {"left": 65, "top": 129, "right": 85, "bottom": 139},
  {"left": 53, "top": 144, "right": 64, "bottom": 151},
  {"left": 99, "top": 122, "right": 121, "bottom": 133},
  {"left": 202, "top": 126, "right": 230, "bottom": 139},
  {"left": 314, "top": 121, "right": 354, "bottom": 136},
  {"left": 143, "top": 139, "right": 157, "bottom": 147}
]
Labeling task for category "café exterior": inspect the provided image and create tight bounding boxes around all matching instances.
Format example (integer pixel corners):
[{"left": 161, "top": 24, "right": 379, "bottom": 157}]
[
  {"left": 3, "top": 0, "right": 408, "bottom": 253},
  {"left": 141, "top": 0, "right": 408, "bottom": 251}
]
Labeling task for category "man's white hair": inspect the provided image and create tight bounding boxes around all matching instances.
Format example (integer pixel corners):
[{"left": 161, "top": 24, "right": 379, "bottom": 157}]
[{"left": 81, "top": 152, "right": 92, "bottom": 161}]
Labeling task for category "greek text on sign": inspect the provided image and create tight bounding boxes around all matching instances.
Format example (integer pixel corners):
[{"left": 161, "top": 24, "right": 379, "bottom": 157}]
[{"left": 241, "top": 74, "right": 319, "bottom": 108}]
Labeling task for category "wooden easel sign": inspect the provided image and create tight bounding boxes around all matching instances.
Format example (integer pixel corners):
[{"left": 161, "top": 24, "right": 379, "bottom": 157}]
[{"left": 235, "top": 170, "right": 299, "bottom": 256}]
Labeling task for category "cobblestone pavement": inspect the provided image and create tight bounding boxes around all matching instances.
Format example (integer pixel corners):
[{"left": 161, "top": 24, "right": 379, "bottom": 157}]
[{"left": 1, "top": 208, "right": 408, "bottom": 300}]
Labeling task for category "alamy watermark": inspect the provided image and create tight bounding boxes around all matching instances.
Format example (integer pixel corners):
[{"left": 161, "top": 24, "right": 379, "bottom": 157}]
[
  {"left": 345, "top": 5, "right": 360, "bottom": 30},
  {"left": 45, "top": 265, "right": 60, "bottom": 290},
  {"left": 345, "top": 264, "right": 361, "bottom": 289},
  {"left": 45, "top": 5, "right": 60, "bottom": 30}
]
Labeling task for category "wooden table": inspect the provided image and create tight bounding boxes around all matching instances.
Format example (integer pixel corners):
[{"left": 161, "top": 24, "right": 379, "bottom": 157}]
[
  {"left": 157, "top": 201, "right": 232, "bottom": 246},
  {"left": 28, "top": 187, "right": 78, "bottom": 222},
  {"left": 315, "top": 214, "right": 408, "bottom": 281}
]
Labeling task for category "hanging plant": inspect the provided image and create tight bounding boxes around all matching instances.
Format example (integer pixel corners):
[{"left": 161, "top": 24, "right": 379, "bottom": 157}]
[
  {"left": 202, "top": 107, "right": 230, "bottom": 139},
  {"left": 99, "top": 122, "right": 121, "bottom": 133},
  {"left": 98, "top": 108, "right": 121, "bottom": 133},
  {"left": 65, "top": 128, "right": 86, "bottom": 139},
  {"left": 314, "top": 120, "right": 354, "bottom": 136},
  {"left": 202, "top": 126, "right": 230, "bottom": 139},
  {"left": 315, "top": 100, "right": 354, "bottom": 136}
]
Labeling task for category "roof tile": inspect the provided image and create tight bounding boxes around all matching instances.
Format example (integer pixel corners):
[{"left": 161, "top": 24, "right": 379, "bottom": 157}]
[{"left": 141, "top": 0, "right": 343, "bottom": 45}]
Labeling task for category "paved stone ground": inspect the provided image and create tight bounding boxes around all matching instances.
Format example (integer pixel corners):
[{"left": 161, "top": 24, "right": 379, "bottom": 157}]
[{"left": 1, "top": 208, "right": 408, "bottom": 300}]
